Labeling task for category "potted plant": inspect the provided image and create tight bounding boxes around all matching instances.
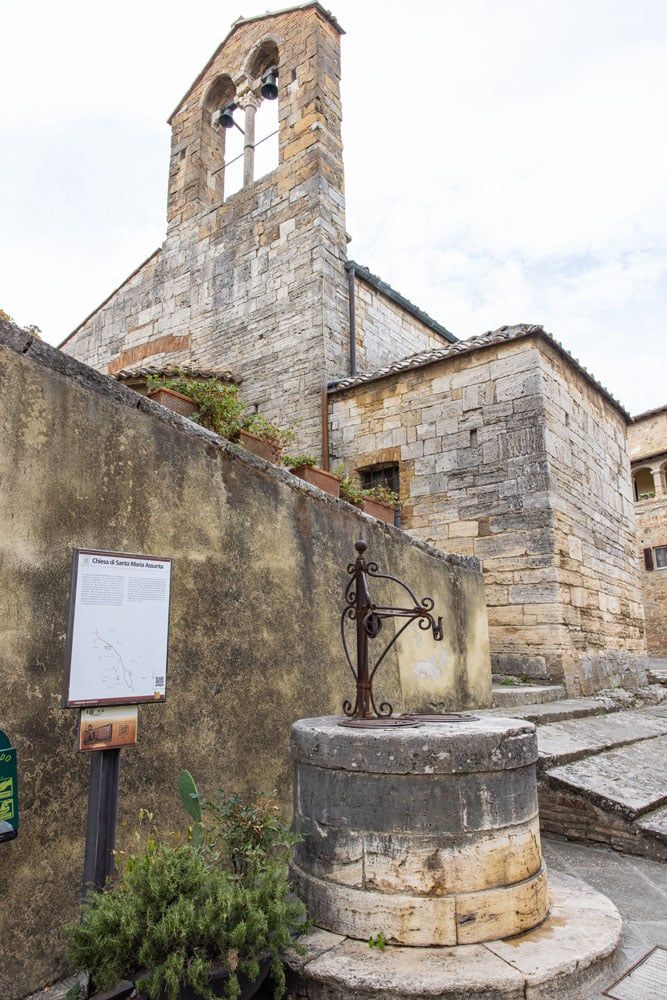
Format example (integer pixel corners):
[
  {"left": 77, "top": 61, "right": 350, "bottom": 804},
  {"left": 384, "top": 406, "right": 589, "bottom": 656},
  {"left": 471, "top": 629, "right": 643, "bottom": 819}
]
[
  {"left": 67, "top": 772, "right": 306, "bottom": 1000},
  {"left": 336, "top": 469, "right": 399, "bottom": 525},
  {"left": 359, "top": 483, "right": 400, "bottom": 525},
  {"left": 145, "top": 377, "right": 248, "bottom": 440},
  {"left": 337, "top": 469, "right": 366, "bottom": 508},
  {"left": 145, "top": 377, "right": 294, "bottom": 465},
  {"left": 237, "top": 415, "right": 296, "bottom": 465},
  {"left": 147, "top": 385, "right": 201, "bottom": 420},
  {"left": 283, "top": 455, "right": 341, "bottom": 498}
]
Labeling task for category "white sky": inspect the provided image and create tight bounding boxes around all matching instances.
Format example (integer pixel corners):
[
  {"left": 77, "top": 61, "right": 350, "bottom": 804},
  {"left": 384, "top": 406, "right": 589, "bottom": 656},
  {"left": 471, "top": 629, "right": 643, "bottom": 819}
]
[{"left": 1, "top": 0, "right": 666, "bottom": 414}]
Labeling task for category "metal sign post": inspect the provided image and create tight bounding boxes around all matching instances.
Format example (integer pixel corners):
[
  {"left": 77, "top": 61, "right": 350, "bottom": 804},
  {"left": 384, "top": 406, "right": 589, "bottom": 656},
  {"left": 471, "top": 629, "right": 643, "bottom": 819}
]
[
  {"left": 62, "top": 547, "right": 173, "bottom": 895},
  {"left": 82, "top": 747, "right": 121, "bottom": 891}
]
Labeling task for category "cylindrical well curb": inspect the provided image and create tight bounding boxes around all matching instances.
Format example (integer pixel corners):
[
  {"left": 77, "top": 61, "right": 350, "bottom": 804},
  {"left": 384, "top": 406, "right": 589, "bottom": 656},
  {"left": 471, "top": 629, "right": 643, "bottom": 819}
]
[
  {"left": 291, "top": 716, "right": 548, "bottom": 945},
  {"left": 290, "top": 715, "right": 538, "bottom": 774}
]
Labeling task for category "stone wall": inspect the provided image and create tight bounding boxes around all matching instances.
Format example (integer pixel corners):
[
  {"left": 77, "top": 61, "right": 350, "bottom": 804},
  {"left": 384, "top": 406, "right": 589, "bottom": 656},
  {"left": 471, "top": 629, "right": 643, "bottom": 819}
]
[
  {"left": 634, "top": 492, "right": 667, "bottom": 656},
  {"left": 353, "top": 271, "right": 449, "bottom": 371},
  {"left": 0, "top": 321, "right": 490, "bottom": 998},
  {"left": 329, "top": 328, "right": 647, "bottom": 695},
  {"left": 629, "top": 409, "right": 667, "bottom": 656},
  {"left": 62, "top": 6, "right": 350, "bottom": 461},
  {"left": 537, "top": 341, "right": 646, "bottom": 691},
  {"left": 629, "top": 406, "right": 667, "bottom": 462}
]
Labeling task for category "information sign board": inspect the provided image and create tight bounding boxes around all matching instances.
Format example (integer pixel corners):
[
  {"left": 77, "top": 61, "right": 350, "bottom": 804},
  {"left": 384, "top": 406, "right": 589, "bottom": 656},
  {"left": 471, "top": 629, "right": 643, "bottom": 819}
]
[
  {"left": 63, "top": 549, "right": 172, "bottom": 707},
  {"left": 0, "top": 730, "right": 19, "bottom": 842},
  {"left": 79, "top": 706, "right": 139, "bottom": 752}
]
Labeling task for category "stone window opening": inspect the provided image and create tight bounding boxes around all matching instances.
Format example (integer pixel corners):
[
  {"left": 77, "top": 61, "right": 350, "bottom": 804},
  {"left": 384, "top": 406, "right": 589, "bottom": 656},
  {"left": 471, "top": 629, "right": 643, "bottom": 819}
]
[
  {"left": 633, "top": 467, "right": 655, "bottom": 501},
  {"left": 201, "top": 74, "right": 237, "bottom": 205},
  {"left": 253, "top": 79, "right": 280, "bottom": 181},
  {"left": 246, "top": 39, "right": 280, "bottom": 184},
  {"left": 210, "top": 38, "right": 280, "bottom": 201},
  {"left": 358, "top": 462, "right": 401, "bottom": 528},
  {"left": 655, "top": 545, "right": 667, "bottom": 570}
]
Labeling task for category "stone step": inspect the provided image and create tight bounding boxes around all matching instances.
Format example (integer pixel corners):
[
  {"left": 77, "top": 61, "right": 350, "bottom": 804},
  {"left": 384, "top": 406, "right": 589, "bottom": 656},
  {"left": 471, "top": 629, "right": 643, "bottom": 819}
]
[
  {"left": 648, "top": 666, "right": 667, "bottom": 686},
  {"left": 535, "top": 709, "right": 667, "bottom": 769},
  {"left": 286, "top": 872, "right": 622, "bottom": 1000},
  {"left": 636, "top": 804, "right": 667, "bottom": 843},
  {"left": 544, "top": 734, "right": 667, "bottom": 820},
  {"left": 491, "top": 683, "right": 566, "bottom": 707},
  {"left": 485, "top": 696, "right": 616, "bottom": 724}
]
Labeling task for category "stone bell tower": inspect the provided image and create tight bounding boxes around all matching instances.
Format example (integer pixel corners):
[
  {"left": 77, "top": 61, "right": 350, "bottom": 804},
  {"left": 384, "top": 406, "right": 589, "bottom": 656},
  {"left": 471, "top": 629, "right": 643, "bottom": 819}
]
[{"left": 62, "top": 4, "right": 349, "bottom": 458}]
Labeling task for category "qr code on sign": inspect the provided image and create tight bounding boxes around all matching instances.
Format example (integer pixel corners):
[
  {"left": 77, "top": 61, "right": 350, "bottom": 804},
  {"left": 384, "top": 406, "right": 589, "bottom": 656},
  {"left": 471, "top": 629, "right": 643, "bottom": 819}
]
[{"left": 155, "top": 676, "right": 164, "bottom": 686}]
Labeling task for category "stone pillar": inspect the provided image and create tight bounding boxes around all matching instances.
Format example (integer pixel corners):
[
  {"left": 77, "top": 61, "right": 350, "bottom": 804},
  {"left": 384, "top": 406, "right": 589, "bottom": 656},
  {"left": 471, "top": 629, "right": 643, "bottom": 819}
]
[
  {"left": 290, "top": 716, "right": 549, "bottom": 947},
  {"left": 239, "top": 93, "right": 259, "bottom": 187}
]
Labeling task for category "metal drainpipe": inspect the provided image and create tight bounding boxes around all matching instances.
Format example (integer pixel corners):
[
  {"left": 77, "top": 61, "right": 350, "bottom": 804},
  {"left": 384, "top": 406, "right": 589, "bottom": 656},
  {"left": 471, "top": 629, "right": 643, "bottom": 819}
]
[
  {"left": 347, "top": 264, "right": 357, "bottom": 376},
  {"left": 321, "top": 382, "right": 330, "bottom": 472}
]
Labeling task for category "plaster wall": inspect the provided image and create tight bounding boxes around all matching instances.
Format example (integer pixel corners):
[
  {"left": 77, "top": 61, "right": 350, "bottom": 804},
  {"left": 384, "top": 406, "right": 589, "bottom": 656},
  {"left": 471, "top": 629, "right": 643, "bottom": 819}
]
[
  {"left": 329, "top": 334, "right": 647, "bottom": 695},
  {"left": 0, "top": 321, "right": 490, "bottom": 998}
]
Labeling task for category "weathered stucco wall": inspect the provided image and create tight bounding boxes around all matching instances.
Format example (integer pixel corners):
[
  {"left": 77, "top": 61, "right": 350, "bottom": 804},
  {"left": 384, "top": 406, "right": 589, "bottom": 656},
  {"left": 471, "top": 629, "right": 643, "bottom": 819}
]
[
  {"left": 0, "top": 322, "right": 490, "bottom": 998},
  {"left": 329, "top": 330, "right": 647, "bottom": 696}
]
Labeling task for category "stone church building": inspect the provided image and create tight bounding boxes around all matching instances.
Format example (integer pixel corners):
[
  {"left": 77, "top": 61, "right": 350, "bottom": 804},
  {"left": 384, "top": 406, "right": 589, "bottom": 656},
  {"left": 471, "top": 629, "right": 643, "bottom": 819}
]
[{"left": 61, "top": 2, "right": 648, "bottom": 697}]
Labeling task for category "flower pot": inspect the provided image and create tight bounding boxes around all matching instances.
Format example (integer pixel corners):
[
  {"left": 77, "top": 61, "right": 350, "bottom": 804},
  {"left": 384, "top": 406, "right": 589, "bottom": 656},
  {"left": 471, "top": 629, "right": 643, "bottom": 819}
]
[
  {"left": 176, "top": 955, "right": 272, "bottom": 999},
  {"left": 360, "top": 497, "right": 396, "bottom": 525},
  {"left": 291, "top": 465, "right": 341, "bottom": 498},
  {"left": 237, "top": 429, "right": 281, "bottom": 464},
  {"left": 147, "top": 387, "right": 199, "bottom": 419},
  {"left": 90, "top": 955, "right": 273, "bottom": 1000}
]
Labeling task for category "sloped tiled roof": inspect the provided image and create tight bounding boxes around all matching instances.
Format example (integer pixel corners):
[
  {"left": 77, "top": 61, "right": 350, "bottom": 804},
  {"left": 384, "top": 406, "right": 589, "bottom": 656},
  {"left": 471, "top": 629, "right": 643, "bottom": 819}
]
[
  {"left": 113, "top": 363, "right": 237, "bottom": 383},
  {"left": 631, "top": 403, "right": 667, "bottom": 423},
  {"left": 348, "top": 261, "right": 457, "bottom": 344},
  {"left": 329, "top": 323, "right": 630, "bottom": 420}
]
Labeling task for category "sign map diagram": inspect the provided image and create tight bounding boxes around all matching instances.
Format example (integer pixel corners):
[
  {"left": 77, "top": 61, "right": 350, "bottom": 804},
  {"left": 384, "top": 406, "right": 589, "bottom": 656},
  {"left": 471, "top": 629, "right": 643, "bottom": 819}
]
[
  {"left": 92, "top": 627, "right": 139, "bottom": 694},
  {"left": 64, "top": 549, "right": 172, "bottom": 707}
]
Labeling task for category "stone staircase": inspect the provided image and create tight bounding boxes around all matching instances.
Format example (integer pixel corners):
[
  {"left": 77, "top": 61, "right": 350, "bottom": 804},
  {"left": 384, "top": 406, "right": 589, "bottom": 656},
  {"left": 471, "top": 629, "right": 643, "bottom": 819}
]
[
  {"left": 491, "top": 677, "right": 566, "bottom": 707},
  {"left": 485, "top": 670, "right": 667, "bottom": 861}
]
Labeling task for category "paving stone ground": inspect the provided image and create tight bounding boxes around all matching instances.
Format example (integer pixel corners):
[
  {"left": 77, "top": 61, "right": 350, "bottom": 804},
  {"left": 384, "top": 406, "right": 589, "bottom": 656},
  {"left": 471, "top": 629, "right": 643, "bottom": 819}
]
[{"left": 542, "top": 835, "right": 667, "bottom": 999}]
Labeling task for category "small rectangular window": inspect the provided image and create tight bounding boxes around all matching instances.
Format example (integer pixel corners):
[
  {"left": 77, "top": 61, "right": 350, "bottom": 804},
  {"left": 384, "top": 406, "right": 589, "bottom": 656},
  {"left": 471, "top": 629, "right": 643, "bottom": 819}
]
[
  {"left": 655, "top": 546, "right": 667, "bottom": 569},
  {"left": 358, "top": 463, "right": 401, "bottom": 527}
]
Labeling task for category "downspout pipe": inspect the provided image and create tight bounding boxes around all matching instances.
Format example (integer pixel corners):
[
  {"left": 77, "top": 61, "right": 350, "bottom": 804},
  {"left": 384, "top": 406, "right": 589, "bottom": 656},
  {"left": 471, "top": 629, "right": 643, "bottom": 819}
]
[
  {"left": 346, "top": 262, "right": 357, "bottom": 377},
  {"left": 321, "top": 383, "right": 330, "bottom": 472}
]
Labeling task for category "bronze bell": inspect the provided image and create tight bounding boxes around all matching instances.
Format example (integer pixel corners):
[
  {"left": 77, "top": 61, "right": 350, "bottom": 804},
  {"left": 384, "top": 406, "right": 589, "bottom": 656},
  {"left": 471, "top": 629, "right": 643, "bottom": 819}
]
[
  {"left": 260, "top": 71, "right": 278, "bottom": 101},
  {"left": 217, "top": 104, "right": 237, "bottom": 129}
]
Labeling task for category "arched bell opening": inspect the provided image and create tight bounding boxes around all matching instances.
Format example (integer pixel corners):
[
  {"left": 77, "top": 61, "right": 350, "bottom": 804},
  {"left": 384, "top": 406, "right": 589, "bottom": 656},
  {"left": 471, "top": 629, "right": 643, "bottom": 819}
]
[
  {"left": 201, "top": 74, "right": 238, "bottom": 203},
  {"left": 246, "top": 38, "right": 281, "bottom": 182}
]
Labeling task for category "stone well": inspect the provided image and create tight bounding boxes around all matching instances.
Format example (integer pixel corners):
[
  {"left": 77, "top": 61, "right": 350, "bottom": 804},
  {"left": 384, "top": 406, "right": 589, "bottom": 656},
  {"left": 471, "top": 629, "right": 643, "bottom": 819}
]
[
  {"left": 290, "top": 716, "right": 548, "bottom": 946},
  {"left": 288, "top": 715, "right": 623, "bottom": 999}
]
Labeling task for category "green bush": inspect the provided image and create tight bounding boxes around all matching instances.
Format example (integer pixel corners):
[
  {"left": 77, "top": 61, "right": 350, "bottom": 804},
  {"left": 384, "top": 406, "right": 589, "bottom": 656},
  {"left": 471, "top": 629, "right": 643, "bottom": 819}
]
[
  {"left": 68, "top": 779, "right": 306, "bottom": 1000},
  {"left": 282, "top": 454, "right": 317, "bottom": 470},
  {"left": 146, "top": 376, "right": 295, "bottom": 452}
]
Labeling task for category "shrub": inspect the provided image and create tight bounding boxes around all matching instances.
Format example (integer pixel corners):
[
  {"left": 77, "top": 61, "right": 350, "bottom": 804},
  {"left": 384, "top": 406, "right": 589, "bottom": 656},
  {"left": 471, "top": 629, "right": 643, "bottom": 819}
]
[
  {"left": 67, "top": 777, "right": 306, "bottom": 1000},
  {"left": 282, "top": 454, "right": 317, "bottom": 469}
]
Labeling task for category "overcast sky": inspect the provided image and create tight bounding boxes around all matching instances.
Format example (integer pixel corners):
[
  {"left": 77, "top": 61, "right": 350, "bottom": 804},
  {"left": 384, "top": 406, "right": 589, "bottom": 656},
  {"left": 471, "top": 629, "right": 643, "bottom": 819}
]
[{"left": 2, "top": 0, "right": 666, "bottom": 414}]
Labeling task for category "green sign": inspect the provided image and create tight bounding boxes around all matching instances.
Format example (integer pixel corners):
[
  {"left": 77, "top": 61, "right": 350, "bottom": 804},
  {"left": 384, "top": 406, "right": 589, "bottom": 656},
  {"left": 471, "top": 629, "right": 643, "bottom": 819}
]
[{"left": 0, "top": 730, "right": 19, "bottom": 841}]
